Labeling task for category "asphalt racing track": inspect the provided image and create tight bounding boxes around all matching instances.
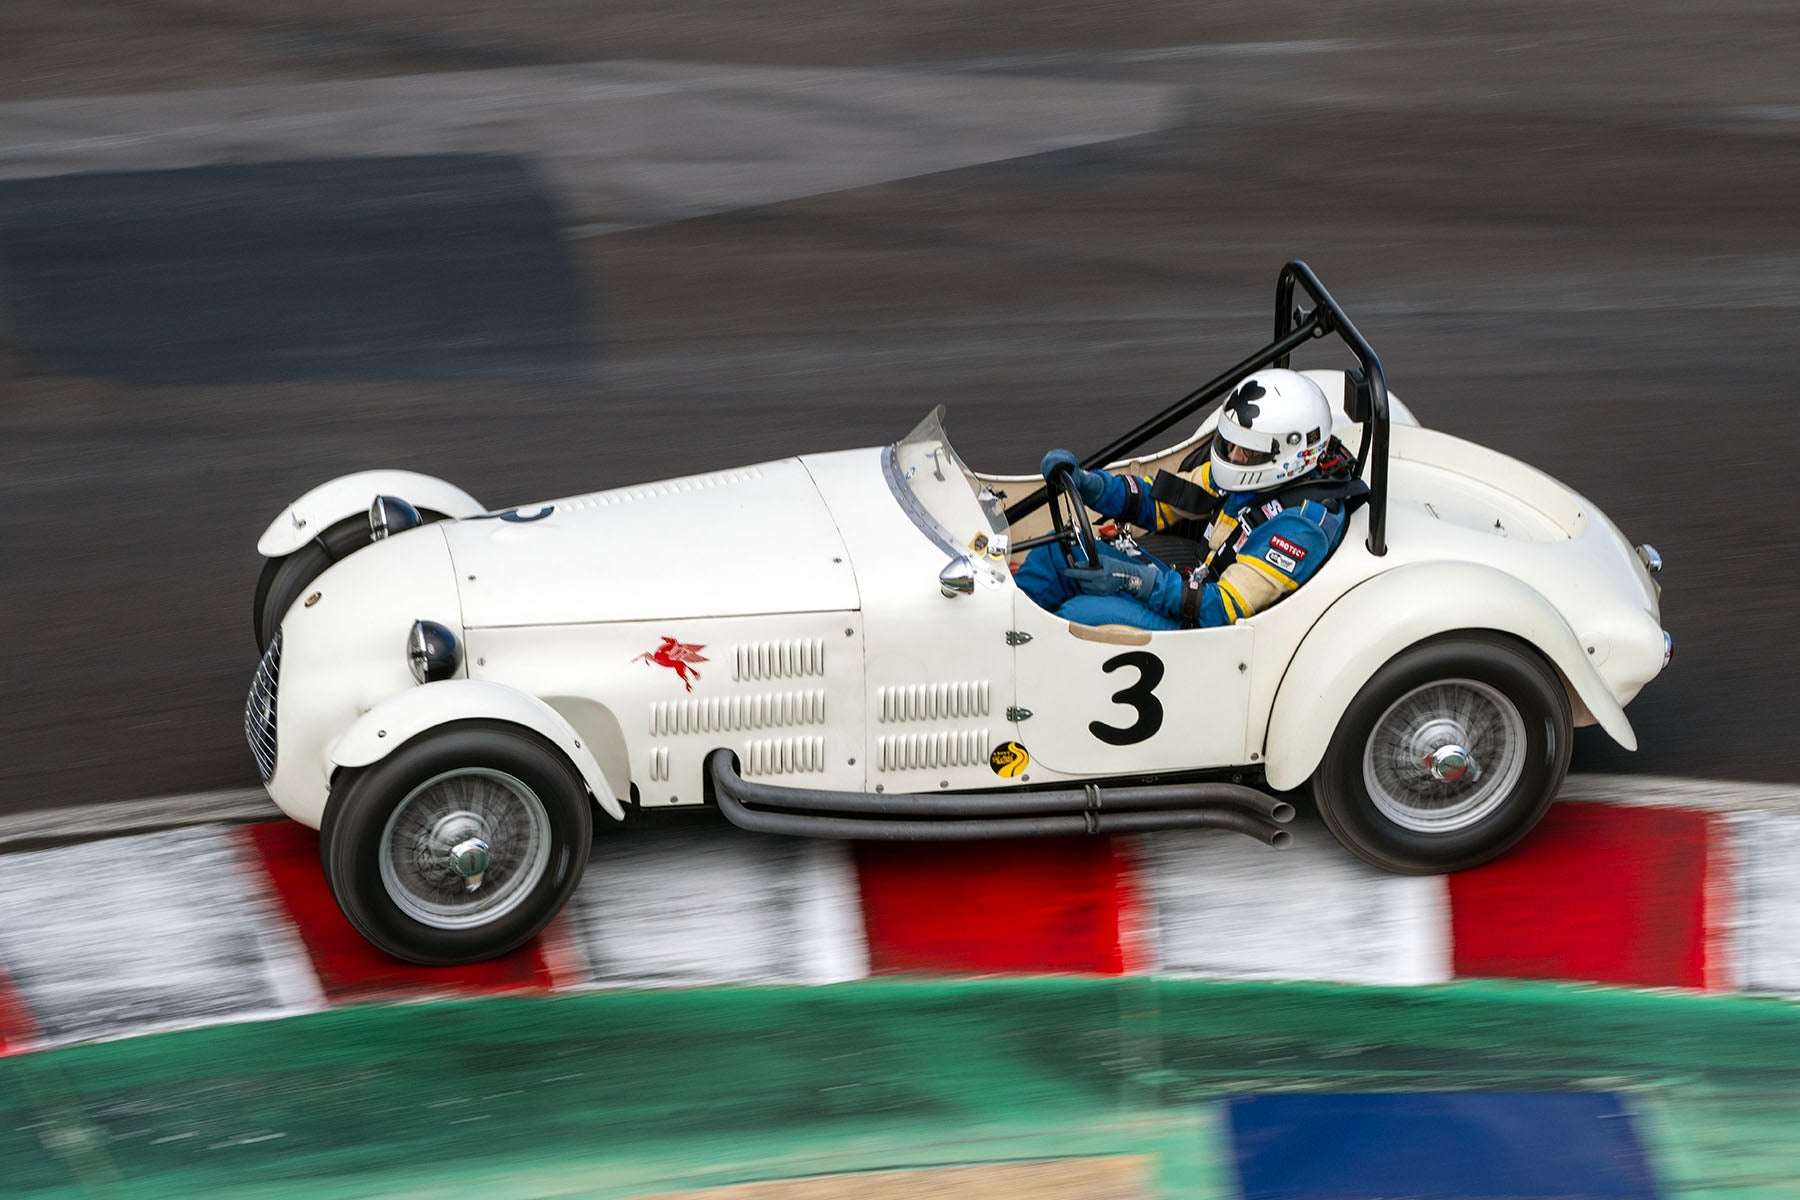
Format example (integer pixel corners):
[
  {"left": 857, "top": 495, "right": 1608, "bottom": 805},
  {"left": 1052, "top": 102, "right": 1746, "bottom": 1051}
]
[{"left": 1, "top": 1, "right": 1797, "bottom": 820}]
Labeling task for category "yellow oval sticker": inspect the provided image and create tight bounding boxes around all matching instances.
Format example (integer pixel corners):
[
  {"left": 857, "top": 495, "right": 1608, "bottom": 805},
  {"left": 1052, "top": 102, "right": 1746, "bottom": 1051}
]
[{"left": 989, "top": 740, "right": 1029, "bottom": 778}]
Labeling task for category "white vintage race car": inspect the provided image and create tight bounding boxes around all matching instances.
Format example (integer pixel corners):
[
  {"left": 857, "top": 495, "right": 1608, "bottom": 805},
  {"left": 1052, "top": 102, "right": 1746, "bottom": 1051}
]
[{"left": 246, "top": 263, "right": 1669, "bottom": 964}]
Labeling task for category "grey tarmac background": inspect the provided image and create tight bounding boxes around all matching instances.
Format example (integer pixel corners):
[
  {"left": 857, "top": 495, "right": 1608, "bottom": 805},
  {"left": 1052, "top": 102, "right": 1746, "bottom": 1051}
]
[{"left": 1, "top": 2, "right": 1797, "bottom": 818}]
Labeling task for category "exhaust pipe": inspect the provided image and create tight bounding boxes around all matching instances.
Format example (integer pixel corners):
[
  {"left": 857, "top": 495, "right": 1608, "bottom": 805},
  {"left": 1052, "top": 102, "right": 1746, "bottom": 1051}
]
[{"left": 707, "top": 750, "right": 1292, "bottom": 846}]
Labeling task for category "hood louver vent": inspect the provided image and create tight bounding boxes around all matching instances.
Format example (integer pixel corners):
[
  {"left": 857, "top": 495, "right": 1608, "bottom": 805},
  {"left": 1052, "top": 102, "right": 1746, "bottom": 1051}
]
[
  {"left": 733, "top": 638, "right": 826, "bottom": 682},
  {"left": 555, "top": 467, "right": 764, "bottom": 512}
]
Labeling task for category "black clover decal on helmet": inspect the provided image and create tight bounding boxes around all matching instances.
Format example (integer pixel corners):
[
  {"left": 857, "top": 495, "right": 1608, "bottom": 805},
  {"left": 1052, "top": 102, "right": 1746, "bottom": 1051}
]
[{"left": 1225, "top": 379, "right": 1266, "bottom": 427}]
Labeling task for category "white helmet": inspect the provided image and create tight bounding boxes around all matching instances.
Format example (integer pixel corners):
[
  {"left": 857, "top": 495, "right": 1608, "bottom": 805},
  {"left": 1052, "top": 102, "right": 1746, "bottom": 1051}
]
[{"left": 1210, "top": 368, "right": 1333, "bottom": 493}]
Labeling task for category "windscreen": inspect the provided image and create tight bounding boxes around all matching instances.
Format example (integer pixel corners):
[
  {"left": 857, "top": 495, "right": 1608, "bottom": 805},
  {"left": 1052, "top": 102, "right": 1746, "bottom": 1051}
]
[{"left": 884, "top": 406, "right": 1011, "bottom": 575}]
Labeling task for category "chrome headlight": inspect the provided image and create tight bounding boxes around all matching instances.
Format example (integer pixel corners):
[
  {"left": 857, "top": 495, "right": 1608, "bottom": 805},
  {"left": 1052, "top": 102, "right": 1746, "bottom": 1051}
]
[
  {"left": 370, "top": 494, "right": 423, "bottom": 541},
  {"left": 407, "top": 619, "right": 461, "bottom": 684}
]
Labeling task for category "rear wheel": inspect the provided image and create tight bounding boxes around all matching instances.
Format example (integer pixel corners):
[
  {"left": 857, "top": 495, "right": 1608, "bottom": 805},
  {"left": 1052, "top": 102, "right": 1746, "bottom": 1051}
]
[
  {"left": 1312, "top": 635, "right": 1572, "bottom": 874},
  {"left": 321, "top": 722, "right": 592, "bottom": 965}
]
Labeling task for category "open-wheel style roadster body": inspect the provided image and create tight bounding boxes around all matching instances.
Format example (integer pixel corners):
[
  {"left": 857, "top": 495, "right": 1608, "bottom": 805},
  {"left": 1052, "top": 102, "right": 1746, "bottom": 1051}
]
[{"left": 245, "top": 263, "right": 1670, "bottom": 964}]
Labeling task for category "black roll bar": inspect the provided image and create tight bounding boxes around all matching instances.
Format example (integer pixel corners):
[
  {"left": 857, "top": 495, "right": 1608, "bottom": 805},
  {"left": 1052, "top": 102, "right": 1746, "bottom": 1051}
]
[
  {"left": 1274, "top": 262, "right": 1389, "bottom": 555},
  {"left": 1002, "top": 260, "right": 1390, "bottom": 556}
]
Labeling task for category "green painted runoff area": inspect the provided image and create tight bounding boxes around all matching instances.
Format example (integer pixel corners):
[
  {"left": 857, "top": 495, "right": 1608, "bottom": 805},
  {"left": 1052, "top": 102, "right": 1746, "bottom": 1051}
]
[{"left": 3, "top": 979, "right": 1798, "bottom": 1199}]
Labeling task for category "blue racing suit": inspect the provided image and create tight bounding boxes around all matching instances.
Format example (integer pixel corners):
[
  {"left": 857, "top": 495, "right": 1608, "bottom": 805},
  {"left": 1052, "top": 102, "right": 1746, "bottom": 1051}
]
[{"left": 1017, "top": 459, "right": 1349, "bottom": 630}]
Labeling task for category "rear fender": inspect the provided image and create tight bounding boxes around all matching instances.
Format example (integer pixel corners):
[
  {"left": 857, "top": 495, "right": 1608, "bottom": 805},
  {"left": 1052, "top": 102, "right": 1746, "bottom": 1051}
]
[
  {"left": 1262, "top": 562, "right": 1635, "bottom": 792},
  {"left": 257, "top": 470, "right": 485, "bottom": 557},
  {"left": 328, "top": 679, "right": 624, "bottom": 821}
]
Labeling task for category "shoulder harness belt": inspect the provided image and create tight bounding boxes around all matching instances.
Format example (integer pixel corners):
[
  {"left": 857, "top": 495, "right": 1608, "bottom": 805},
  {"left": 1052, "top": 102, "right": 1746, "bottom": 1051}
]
[{"left": 1165, "top": 449, "right": 1369, "bottom": 628}]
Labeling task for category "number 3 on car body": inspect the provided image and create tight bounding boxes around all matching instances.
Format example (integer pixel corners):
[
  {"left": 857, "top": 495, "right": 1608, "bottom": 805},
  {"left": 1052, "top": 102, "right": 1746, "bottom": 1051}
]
[
  {"left": 1089, "top": 651, "right": 1165, "bottom": 745},
  {"left": 1009, "top": 596, "right": 1254, "bottom": 773}
]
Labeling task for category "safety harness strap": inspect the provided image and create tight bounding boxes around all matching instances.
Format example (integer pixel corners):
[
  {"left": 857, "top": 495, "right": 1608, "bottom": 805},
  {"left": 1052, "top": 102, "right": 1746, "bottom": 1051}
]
[
  {"left": 1193, "top": 477, "right": 1365, "bottom": 581},
  {"left": 1180, "top": 474, "right": 1368, "bottom": 626},
  {"left": 1149, "top": 470, "right": 1219, "bottom": 519}
]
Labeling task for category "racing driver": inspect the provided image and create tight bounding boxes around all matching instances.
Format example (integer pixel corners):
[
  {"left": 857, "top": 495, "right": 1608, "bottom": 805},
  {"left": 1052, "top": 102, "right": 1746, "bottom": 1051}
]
[{"left": 1016, "top": 368, "right": 1364, "bottom": 630}]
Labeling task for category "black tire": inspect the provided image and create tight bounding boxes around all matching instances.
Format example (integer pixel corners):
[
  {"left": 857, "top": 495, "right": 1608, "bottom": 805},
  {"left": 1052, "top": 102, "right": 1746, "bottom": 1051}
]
[
  {"left": 1311, "top": 634, "right": 1572, "bottom": 875},
  {"left": 320, "top": 721, "right": 593, "bottom": 965},
  {"left": 253, "top": 510, "right": 447, "bottom": 650}
]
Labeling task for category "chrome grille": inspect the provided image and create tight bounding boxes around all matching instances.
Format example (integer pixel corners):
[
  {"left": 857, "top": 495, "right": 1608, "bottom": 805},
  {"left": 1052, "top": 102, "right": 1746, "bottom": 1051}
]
[{"left": 244, "top": 631, "right": 281, "bottom": 782}]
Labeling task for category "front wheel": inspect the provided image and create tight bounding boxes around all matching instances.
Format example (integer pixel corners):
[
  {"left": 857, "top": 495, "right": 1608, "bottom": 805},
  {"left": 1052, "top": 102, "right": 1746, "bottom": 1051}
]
[
  {"left": 1312, "top": 635, "right": 1572, "bottom": 874},
  {"left": 320, "top": 722, "right": 593, "bottom": 964}
]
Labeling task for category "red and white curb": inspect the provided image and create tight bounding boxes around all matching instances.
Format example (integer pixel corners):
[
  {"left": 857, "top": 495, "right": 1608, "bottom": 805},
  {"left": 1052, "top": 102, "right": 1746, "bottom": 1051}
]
[{"left": 0, "top": 776, "right": 1793, "bottom": 1054}]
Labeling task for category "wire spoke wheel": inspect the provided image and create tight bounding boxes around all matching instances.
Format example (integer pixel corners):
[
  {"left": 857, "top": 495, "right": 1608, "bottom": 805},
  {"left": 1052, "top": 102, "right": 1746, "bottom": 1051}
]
[
  {"left": 1314, "top": 637, "right": 1571, "bottom": 874},
  {"left": 378, "top": 767, "right": 552, "bottom": 930},
  {"left": 1362, "top": 678, "right": 1526, "bottom": 832},
  {"left": 324, "top": 723, "right": 591, "bottom": 964}
]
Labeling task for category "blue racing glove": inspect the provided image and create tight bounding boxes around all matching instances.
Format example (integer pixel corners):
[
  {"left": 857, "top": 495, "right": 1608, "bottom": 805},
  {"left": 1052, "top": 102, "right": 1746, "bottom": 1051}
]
[
  {"left": 1068, "top": 553, "right": 1163, "bottom": 599},
  {"left": 1040, "top": 448, "right": 1105, "bottom": 505}
]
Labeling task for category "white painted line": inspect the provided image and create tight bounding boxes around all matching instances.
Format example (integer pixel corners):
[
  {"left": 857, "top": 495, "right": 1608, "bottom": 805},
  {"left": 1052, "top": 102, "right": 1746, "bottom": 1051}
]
[
  {"left": 1734, "top": 811, "right": 1800, "bottom": 994},
  {"left": 1115, "top": 837, "right": 1160, "bottom": 976},
  {"left": 1727, "top": 106, "right": 1800, "bottom": 124},
  {"left": 790, "top": 841, "right": 871, "bottom": 985},
  {"left": 0, "top": 827, "right": 315, "bottom": 1045},
  {"left": 567, "top": 827, "right": 867, "bottom": 986},
  {"left": 537, "top": 911, "right": 593, "bottom": 992},
  {"left": 1558, "top": 774, "right": 1800, "bottom": 816},
  {"left": 0, "top": 788, "right": 280, "bottom": 853},
  {"left": 0, "top": 60, "right": 1183, "bottom": 230},
  {"left": 1706, "top": 812, "right": 1748, "bottom": 994},
  {"left": 225, "top": 827, "right": 328, "bottom": 1014},
  {"left": 932, "top": 39, "right": 1360, "bottom": 72},
  {"left": 1135, "top": 823, "right": 1453, "bottom": 987}
]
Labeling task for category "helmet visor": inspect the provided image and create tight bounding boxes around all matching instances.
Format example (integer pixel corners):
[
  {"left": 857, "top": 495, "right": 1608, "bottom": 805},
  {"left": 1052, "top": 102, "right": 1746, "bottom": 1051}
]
[{"left": 1213, "top": 433, "right": 1277, "bottom": 468}]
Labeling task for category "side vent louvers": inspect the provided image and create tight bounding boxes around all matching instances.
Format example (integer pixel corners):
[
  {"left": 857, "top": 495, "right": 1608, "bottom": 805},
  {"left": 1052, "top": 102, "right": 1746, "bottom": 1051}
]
[
  {"left": 742, "top": 737, "right": 827, "bottom": 776},
  {"left": 733, "top": 638, "right": 826, "bottom": 682},
  {"left": 877, "top": 681, "right": 991, "bottom": 723},
  {"left": 649, "top": 690, "right": 827, "bottom": 736},
  {"left": 878, "top": 728, "right": 991, "bottom": 772}
]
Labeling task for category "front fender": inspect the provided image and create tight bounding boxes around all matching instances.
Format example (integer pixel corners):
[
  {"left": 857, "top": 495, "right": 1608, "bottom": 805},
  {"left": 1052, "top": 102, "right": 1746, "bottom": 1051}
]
[
  {"left": 1262, "top": 562, "right": 1635, "bottom": 792},
  {"left": 257, "top": 470, "right": 485, "bottom": 557},
  {"left": 328, "top": 680, "right": 624, "bottom": 821}
]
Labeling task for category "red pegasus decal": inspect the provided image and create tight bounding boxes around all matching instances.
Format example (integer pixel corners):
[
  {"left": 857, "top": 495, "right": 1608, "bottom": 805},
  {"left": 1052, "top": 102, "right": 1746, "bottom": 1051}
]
[{"left": 634, "top": 637, "right": 707, "bottom": 692}]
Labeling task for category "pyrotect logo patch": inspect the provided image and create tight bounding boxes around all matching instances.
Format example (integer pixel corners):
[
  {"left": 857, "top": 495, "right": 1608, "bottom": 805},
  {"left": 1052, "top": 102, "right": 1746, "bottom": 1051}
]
[
  {"left": 1269, "top": 534, "right": 1307, "bottom": 560},
  {"left": 633, "top": 637, "right": 707, "bottom": 692}
]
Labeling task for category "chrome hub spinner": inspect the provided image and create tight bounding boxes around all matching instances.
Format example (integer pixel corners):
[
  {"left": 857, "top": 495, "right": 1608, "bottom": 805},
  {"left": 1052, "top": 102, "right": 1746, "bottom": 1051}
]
[
  {"left": 1407, "top": 718, "right": 1462, "bottom": 765},
  {"left": 379, "top": 769, "right": 551, "bottom": 930},
  {"left": 1362, "top": 679, "right": 1526, "bottom": 833},
  {"left": 447, "top": 834, "right": 492, "bottom": 892},
  {"left": 1423, "top": 745, "right": 1473, "bottom": 783}
]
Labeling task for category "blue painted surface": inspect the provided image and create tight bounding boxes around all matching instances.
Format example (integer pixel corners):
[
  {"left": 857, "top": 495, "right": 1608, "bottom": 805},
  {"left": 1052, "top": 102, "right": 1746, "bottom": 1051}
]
[
  {"left": 1228, "top": 1091, "right": 1659, "bottom": 1200},
  {"left": 0, "top": 156, "right": 590, "bottom": 385}
]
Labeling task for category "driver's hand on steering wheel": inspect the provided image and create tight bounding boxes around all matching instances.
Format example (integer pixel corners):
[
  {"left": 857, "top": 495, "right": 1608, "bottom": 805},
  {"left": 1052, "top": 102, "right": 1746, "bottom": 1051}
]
[
  {"left": 1040, "top": 448, "right": 1106, "bottom": 505},
  {"left": 1068, "top": 552, "right": 1161, "bottom": 598}
]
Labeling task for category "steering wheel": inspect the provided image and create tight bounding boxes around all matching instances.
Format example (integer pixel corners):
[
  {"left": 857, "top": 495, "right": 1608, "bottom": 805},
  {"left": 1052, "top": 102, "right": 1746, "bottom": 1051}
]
[{"left": 1046, "top": 465, "right": 1101, "bottom": 573}]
